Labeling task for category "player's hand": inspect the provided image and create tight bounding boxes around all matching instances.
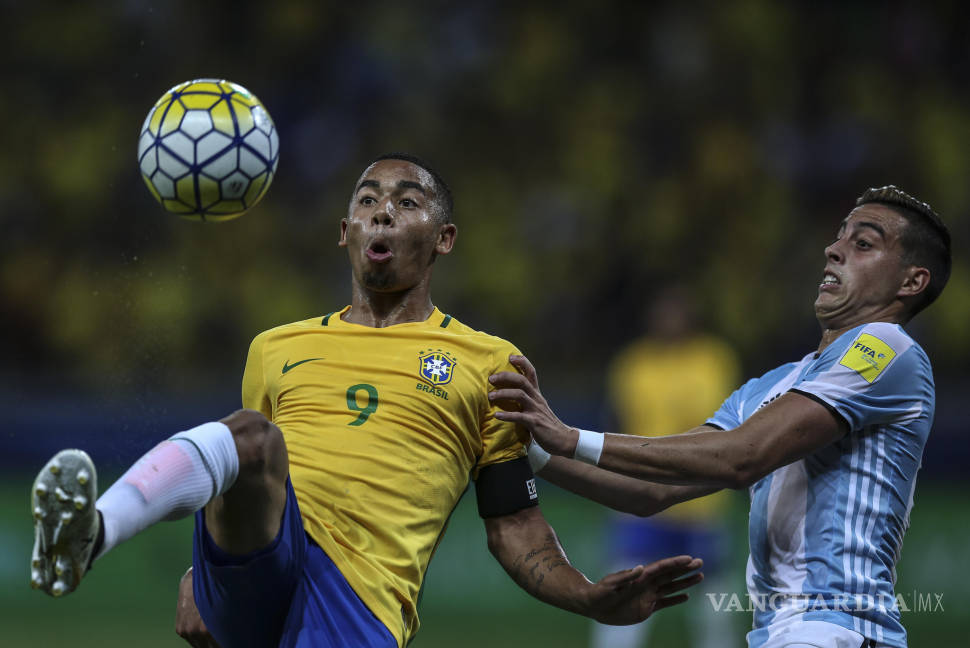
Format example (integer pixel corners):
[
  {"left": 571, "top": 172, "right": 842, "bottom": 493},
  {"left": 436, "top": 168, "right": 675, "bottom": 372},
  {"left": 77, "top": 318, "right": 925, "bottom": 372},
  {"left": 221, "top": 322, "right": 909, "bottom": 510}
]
[
  {"left": 585, "top": 555, "right": 704, "bottom": 625},
  {"left": 175, "top": 567, "right": 222, "bottom": 648},
  {"left": 489, "top": 354, "right": 577, "bottom": 456}
]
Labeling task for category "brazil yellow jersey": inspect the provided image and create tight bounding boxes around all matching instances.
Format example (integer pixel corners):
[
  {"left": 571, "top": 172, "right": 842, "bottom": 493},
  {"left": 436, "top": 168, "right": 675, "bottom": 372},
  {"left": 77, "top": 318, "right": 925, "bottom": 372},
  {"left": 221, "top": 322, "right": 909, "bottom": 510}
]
[
  {"left": 241, "top": 306, "right": 525, "bottom": 646},
  {"left": 608, "top": 335, "right": 739, "bottom": 521}
]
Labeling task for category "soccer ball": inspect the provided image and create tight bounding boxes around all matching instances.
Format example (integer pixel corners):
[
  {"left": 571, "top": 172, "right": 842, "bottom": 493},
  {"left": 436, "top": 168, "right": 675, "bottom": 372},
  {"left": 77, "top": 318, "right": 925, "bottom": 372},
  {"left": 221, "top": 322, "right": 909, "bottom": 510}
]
[{"left": 137, "top": 79, "right": 279, "bottom": 221}]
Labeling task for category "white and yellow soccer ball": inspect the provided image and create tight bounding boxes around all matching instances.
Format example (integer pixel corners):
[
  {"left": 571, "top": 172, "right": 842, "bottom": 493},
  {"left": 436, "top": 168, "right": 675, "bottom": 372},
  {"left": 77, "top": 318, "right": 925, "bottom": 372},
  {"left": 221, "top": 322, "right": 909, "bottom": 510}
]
[{"left": 137, "top": 79, "right": 279, "bottom": 221}]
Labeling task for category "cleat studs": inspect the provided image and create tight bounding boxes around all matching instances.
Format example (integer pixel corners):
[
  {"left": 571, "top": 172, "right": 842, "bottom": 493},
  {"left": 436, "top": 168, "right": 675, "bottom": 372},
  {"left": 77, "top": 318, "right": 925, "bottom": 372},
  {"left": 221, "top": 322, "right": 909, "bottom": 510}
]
[{"left": 31, "top": 451, "right": 98, "bottom": 599}]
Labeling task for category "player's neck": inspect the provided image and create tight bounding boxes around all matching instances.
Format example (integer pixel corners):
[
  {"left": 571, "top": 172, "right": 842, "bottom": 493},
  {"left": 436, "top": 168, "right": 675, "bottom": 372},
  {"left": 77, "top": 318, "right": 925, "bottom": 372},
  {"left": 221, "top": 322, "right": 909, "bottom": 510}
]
[
  {"left": 343, "top": 283, "right": 436, "bottom": 328},
  {"left": 816, "top": 310, "right": 905, "bottom": 354}
]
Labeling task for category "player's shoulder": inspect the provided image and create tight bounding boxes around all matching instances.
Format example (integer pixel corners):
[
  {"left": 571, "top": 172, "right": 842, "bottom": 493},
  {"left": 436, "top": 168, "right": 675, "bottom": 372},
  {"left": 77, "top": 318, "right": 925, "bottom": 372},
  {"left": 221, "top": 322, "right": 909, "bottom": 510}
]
[
  {"left": 439, "top": 313, "right": 516, "bottom": 344},
  {"left": 822, "top": 321, "right": 933, "bottom": 391},
  {"left": 436, "top": 313, "right": 522, "bottom": 363},
  {"left": 852, "top": 321, "right": 916, "bottom": 347},
  {"left": 834, "top": 321, "right": 928, "bottom": 365},
  {"left": 249, "top": 314, "right": 333, "bottom": 346},
  {"left": 259, "top": 315, "right": 328, "bottom": 335}
]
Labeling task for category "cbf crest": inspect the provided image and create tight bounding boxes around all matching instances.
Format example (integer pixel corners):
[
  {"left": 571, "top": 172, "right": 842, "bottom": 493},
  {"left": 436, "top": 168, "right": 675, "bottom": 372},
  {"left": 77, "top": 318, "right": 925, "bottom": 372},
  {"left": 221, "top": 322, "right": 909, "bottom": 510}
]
[{"left": 418, "top": 349, "right": 457, "bottom": 386}]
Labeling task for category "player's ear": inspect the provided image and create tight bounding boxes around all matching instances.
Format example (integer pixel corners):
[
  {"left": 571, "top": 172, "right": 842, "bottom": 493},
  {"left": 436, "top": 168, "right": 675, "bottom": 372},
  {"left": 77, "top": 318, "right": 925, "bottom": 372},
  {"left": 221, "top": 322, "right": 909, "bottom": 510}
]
[
  {"left": 898, "top": 265, "right": 930, "bottom": 299},
  {"left": 338, "top": 218, "right": 349, "bottom": 247},
  {"left": 435, "top": 223, "right": 457, "bottom": 256}
]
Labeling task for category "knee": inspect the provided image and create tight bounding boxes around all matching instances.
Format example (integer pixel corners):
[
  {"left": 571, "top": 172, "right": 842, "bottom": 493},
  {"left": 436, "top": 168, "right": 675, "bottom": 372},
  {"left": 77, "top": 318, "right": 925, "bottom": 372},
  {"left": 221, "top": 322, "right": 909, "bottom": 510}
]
[{"left": 219, "top": 409, "right": 286, "bottom": 479}]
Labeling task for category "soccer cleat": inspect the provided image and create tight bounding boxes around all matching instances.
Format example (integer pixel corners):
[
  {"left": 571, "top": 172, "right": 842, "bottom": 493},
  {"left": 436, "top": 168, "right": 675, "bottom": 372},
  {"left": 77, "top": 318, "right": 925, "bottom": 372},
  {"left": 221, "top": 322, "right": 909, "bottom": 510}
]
[{"left": 30, "top": 449, "right": 99, "bottom": 597}]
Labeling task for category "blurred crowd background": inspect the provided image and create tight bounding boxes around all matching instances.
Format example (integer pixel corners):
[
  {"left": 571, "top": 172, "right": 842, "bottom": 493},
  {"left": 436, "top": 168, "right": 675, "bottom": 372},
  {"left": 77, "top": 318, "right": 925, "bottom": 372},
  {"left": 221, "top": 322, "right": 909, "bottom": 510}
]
[{"left": 1, "top": 1, "right": 967, "bottom": 646}]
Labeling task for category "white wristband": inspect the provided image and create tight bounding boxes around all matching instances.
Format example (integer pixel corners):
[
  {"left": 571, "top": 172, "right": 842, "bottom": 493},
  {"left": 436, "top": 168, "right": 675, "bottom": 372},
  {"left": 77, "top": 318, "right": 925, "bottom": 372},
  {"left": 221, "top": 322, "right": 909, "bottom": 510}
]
[
  {"left": 527, "top": 442, "right": 552, "bottom": 473},
  {"left": 573, "top": 429, "right": 604, "bottom": 465}
]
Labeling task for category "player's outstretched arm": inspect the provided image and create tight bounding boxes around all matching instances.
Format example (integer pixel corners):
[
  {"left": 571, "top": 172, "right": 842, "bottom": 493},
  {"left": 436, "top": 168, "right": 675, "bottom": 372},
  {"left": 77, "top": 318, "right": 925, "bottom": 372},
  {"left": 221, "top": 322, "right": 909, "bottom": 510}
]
[
  {"left": 174, "top": 568, "right": 222, "bottom": 648},
  {"left": 536, "top": 454, "right": 720, "bottom": 517},
  {"left": 488, "top": 353, "right": 718, "bottom": 508},
  {"left": 484, "top": 506, "right": 702, "bottom": 625},
  {"left": 491, "top": 354, "right": 847, "bottom": 489}
]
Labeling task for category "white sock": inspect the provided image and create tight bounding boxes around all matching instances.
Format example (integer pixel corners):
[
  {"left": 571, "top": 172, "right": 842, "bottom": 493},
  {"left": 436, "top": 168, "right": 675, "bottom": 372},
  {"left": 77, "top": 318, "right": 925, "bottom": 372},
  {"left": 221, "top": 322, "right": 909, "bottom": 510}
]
[{"left": 94, "top": 422, "right": 239, "bottom": 561}]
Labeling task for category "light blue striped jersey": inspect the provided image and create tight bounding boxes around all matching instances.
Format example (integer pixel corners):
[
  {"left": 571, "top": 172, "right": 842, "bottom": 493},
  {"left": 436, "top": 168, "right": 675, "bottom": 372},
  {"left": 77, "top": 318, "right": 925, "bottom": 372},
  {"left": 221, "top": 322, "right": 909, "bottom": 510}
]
[{"left": 707, "top": 322, "right": 934, "bottom": 647}]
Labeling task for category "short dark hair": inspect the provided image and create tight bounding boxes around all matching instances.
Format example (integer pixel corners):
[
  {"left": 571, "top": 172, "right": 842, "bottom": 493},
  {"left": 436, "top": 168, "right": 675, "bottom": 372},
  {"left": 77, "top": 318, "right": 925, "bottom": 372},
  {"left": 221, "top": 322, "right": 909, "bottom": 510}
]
[
  {"left": 367, "top": 152, "right": 454, "bottom": 224},
  {"left": 856, "top": 185, "right": 951, "bottom": 316}
]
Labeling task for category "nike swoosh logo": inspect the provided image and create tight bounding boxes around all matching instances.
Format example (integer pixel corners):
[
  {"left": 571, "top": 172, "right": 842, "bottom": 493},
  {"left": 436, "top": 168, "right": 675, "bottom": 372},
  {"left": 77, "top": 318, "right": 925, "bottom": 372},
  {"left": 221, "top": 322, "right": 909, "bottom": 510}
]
[{"left": 282, "top": 358, "right": 323, "bottom": 374}]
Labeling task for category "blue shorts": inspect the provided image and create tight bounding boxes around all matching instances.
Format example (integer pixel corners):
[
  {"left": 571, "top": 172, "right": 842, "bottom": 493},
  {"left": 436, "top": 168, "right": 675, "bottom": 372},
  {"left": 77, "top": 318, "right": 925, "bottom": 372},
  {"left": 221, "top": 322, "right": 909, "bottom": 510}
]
[{"left": 192, "top": 478, "right": 396, "bottom": 648}]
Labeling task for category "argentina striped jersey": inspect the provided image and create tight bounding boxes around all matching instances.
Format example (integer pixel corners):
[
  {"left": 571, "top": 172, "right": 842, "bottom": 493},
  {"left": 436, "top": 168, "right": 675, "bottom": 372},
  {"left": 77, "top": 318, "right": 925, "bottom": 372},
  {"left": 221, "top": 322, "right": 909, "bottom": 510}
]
[{"left": 707, "top": 322, "right": 934, "bottom": 647}]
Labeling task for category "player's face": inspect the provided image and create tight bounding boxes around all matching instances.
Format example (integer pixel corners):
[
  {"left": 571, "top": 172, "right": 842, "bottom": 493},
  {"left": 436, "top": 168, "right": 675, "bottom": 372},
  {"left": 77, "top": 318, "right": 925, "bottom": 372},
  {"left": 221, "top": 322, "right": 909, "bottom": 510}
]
[
  {"left": 339, "top": 159, "right": 455, "bottom": 293},
  {"left": 815, "top": 203, "right": 912, "bottom": 329}
]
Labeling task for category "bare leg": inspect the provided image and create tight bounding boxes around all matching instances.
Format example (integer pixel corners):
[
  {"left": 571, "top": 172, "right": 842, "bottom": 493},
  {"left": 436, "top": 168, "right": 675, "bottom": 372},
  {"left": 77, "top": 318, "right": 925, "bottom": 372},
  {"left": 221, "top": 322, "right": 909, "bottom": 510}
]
[
  {"left": 30, "top": 408, "right": 288, "bottom": 597},
  {"left": 204, "top": 409, "right": 289, "bottom": 554}
]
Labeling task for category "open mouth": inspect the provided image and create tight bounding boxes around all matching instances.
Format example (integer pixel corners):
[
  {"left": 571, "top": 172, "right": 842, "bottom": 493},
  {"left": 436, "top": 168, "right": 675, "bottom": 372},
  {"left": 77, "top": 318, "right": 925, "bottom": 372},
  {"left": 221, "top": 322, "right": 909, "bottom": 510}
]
[
  {"left": 366, "top": 241, "right": 393, "bottom": 263},
  {"left": 819, "top": 271, "right": 840, "bottom": 290}
]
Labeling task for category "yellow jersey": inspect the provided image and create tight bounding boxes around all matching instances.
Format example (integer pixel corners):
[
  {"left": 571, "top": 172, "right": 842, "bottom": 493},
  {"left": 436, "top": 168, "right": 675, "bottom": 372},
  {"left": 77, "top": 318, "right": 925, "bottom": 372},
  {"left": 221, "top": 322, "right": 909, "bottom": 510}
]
[
  {"left": 241, "top": 306, "right": 525, "bottom": 646},
  {"left": 608, "top": 335, "right": 739, "bottom": 522}
]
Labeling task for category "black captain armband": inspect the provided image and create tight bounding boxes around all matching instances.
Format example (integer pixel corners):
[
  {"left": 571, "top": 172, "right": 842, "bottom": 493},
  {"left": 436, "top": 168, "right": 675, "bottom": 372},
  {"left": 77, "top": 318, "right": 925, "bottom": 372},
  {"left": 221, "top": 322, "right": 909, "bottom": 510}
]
[{"left": 475, "top": 456, "right": 539, "bottom": 518}]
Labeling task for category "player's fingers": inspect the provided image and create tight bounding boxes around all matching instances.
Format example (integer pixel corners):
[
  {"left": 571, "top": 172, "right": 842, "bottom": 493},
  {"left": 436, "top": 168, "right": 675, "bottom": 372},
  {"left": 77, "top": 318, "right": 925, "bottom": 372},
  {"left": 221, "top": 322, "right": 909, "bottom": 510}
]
[
  {"left": 653, "top": 593, "right": 690, "bottom": 611},
  {"left": 656, "top": 571, "right": 704, "bottom": 597},
  {"left": 488, "top": 387, "right": 532, "bottom": 407},
  {"left": 491, "top": 367, "right": 544, "bottom": 402},
  {"left": 193, "top": 631, "right": 222, "bottom": 648},
  {"left": 199, "top": 632, "right": 223, "bottom": 648},
  {"left": 598, "top": 564, "right": 646, "bottom": 589},
  {"left": 178, "top": 628, "right": 215, "bottom": 648},
  {"left": 493, "top": 410, "right": 528, "bottom": 424},
  {"left": 489, "top": 371, "right": 529, "bottom": 389},
  {"left": 636, "top": 556, "right": 702, "bottom": 584},
  {"left": 177, "top": 633, "right": 200, "bottom": 648},
  {"left": 508, "top": 354, "right": 540, "bottom": 388}
]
